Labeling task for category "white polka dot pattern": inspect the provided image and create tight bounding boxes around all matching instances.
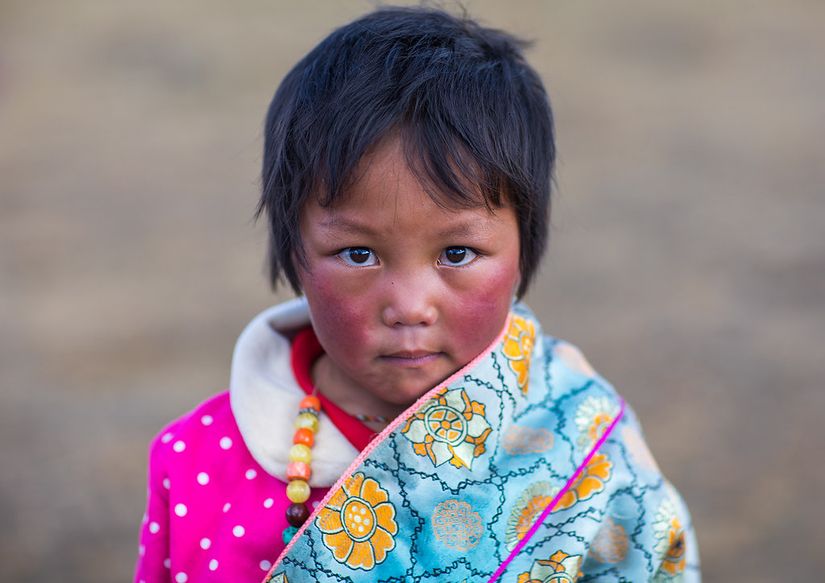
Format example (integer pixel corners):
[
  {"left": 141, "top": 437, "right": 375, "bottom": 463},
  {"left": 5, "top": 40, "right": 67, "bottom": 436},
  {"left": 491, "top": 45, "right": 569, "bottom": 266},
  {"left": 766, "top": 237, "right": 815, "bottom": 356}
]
[{"left": 134, "top": 392, "right": 332, "bottom": 582}]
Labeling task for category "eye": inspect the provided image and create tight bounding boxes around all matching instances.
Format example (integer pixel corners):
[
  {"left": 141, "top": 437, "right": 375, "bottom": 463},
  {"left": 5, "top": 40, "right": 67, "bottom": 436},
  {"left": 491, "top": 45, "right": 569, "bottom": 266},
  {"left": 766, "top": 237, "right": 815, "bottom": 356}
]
[
  {"left": 337, "top": 247, "right": 378, "bottom": 267},
  {"left": 438, "top": 246, "right": 478, "bottom": 267}
]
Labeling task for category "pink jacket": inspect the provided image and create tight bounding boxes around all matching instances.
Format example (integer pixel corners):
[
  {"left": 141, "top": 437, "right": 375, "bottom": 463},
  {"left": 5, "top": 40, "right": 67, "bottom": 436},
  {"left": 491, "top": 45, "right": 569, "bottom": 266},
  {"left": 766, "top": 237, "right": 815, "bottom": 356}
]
[{"left": 134, "top": 299, "right": 369, "bottom": 582}]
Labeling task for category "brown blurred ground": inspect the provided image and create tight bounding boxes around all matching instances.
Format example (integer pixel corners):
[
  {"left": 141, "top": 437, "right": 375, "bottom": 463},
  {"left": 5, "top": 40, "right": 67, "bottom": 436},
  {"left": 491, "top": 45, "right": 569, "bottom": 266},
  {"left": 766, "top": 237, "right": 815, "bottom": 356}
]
[{"left": 1, "top": 1, "right": 823, "bottom": 581}]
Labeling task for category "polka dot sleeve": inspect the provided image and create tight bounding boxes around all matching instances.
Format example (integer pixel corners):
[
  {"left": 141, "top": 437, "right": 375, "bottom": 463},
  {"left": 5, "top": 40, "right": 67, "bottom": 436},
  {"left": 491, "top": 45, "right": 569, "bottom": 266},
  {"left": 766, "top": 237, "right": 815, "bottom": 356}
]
[{"left": 134, "top": 425, "right": 175, "bottom": 583}]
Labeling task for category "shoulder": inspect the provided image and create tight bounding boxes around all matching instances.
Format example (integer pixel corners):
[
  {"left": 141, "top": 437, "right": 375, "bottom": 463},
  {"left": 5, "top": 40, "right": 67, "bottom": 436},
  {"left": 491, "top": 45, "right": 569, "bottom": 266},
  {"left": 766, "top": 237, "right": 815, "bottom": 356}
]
[
  {"left": 148, "top": 391, "right": 240, "bottom": 469},
  {"left": 534, "top": 338, "right": 701, "bottom": 578},
  {"left": 532, "top": 333, "right": 677, "bottom": 489}
]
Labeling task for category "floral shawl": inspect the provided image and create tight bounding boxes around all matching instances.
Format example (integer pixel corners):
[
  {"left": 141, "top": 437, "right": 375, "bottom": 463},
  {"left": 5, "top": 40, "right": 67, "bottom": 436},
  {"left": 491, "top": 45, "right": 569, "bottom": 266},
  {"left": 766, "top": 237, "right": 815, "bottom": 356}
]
[{"left": 264, "top": 305, "right": 700, "bottom": 582}]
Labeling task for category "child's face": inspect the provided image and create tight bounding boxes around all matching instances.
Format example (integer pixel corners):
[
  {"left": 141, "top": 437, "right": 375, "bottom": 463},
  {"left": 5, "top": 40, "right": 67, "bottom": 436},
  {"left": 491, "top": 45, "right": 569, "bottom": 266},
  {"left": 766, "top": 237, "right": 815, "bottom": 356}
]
[{"left": 297, "top": 137, "right": 521, "bottom": 407}]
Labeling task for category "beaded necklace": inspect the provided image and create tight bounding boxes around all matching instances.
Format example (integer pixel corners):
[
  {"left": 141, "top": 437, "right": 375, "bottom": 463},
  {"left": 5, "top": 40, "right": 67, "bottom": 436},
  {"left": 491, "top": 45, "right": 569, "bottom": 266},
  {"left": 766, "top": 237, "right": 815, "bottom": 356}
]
[
  {"left": 282, "top": 393, "right": 321, "bottom": 544},
  {"left": 281, "top": 392, "right": 392, "bottom": 544}
]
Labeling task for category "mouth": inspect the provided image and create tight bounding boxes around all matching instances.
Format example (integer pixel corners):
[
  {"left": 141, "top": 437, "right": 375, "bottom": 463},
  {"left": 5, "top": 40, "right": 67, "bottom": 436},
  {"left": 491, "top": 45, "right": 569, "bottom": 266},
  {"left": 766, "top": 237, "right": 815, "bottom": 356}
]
[{"left": 380, "top": 350, "right": 443, "bottom": 366}]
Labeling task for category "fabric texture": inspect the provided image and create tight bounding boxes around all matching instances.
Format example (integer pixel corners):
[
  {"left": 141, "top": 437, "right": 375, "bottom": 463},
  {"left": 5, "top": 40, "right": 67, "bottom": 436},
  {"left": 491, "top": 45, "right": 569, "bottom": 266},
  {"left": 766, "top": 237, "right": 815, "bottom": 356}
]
[
  {"left": 228, "top": 298, "right": 360, "bottom": 487},
  {"left": 134, "top": 298, "right": 700, "bottom": 582},
  {"left": 265, "top": 303, "right": 700, "bottom": 582},
  {"left": 134, "top": 299, "right": 370, "bottom": 582}
]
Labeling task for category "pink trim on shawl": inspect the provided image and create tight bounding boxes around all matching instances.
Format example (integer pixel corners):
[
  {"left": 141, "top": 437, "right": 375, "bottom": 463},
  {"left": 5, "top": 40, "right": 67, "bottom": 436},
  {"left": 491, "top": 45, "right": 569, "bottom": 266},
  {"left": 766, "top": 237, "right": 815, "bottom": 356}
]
[
  {"left": 486, "top": 397, "right": 626, "bottom": 583},
  {"left": 266, "top": 313, "right": 514, "bottom": 577}
]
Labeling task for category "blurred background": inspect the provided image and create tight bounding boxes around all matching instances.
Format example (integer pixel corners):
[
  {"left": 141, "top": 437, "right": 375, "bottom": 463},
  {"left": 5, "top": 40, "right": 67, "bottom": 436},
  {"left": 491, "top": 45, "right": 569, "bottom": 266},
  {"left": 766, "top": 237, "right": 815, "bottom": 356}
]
[{"left": 1, "top": 0, "right": 822, "bottom": 580}]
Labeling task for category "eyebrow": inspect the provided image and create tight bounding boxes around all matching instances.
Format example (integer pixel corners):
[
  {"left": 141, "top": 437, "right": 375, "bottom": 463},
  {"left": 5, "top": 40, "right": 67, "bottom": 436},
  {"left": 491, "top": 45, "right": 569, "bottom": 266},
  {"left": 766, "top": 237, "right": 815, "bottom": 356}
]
[
  {"left": 319, "top": 217, "right": 491, "bottom": 239},
  {"left": 318, "top": 217, "right": 379, "bottom": 236}
]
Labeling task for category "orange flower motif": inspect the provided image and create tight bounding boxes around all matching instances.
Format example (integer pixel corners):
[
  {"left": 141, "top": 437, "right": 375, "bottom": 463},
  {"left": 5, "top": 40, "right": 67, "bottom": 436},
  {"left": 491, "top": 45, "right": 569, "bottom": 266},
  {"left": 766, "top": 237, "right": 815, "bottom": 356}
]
[
  {"left": 315, "top": 472, "right": 398, "bottom": 571},
  {"left": 652, "top": 499, "right": 687, "bottom": 578},
  {"left": 504, "top": 481, "right": 559, "bottom": 551},
  {"left": 502, "top": 315, "right": 536, "bottom": 394},
  {"left": 574, "top": 396, "right": 620, "bottom": 450},
  {"left": 554, "top": 452, "right": 612, "bottom": 511},
  {"left": 401, "top": 387, "right": 492, "bottom": 469},
  {"left": 516, "top": 550, "right": 583, "bottom": 583}
]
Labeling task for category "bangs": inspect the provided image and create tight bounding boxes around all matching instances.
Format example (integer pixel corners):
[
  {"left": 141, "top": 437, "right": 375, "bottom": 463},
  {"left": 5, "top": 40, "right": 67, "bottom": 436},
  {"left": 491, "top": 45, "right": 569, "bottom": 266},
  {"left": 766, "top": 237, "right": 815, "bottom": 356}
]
[{"left": 258, "top": 6, "right": 554, "bottom": 298}]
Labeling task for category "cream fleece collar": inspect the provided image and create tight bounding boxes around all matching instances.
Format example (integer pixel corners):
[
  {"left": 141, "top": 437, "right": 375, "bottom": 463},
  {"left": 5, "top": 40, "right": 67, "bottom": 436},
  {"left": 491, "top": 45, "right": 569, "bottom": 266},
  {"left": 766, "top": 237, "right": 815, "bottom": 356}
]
[{"left": 228, "top": 297, "right": 359, "bottom": 487}]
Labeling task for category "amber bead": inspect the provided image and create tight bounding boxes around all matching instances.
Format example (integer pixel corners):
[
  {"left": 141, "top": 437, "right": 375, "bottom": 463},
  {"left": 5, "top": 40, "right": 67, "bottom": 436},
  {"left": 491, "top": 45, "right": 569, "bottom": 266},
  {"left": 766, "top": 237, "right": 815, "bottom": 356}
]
[
  {"left": 285, "top": 502, "right": 310, "bottom": 527},
  {"left": 286, "top": 461, "right": 312, "bottom": 482},
  {"left": 293, "top": 427, "right": 315, "bottom": 447},
  {"left": 286, "top": 479, "right": 311, "bottom": 503},
  {"left": 299, "top": 395, "right": 321, "bottom": 411},
  {"left": 294, "top": 412, "right": 319, "bottom": 432},
  {"left": 288, "top": 443, "right": 312, "bottom": 464}
]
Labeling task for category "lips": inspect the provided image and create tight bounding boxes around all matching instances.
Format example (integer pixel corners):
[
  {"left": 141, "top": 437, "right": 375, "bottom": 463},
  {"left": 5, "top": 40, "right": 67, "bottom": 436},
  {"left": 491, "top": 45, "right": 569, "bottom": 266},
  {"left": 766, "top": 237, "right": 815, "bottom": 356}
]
[
  {"left": 380, "top": 350, "right": 443, "bottom": 366},
  {"left": 386, "top": 350, "right": 439, "bottom": 359}
]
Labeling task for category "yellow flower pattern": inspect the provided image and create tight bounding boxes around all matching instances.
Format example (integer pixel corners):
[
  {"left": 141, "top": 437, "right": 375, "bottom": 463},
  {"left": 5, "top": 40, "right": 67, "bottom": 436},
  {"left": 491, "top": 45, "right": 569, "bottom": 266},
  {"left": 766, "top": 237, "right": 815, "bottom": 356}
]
[
  {"left": 574, "top": 396, "right": 620, "bottom": 450},
  {"left": 315, "top": 472, "right": 398, "bottom": 571},
  {"left": 505, "top": 481, "right": 559, "bottom": 551},
  {"left": 652, "top": 498, "right": 687, "bottom": 579},
  {"left": 554, "top": 452, "right": 613, "bottom": 511},
  {"left": 268, "top": 309, "right": 696, "bottom": 581},
  {"left": 502, "top": 315, "right": 536, "bottom": 394},
  {"left": 401, "top": 387, "right": 492, "bottom": 469},
  {"left": 516, "top": 550, "right": 583, "bottom": 583}
]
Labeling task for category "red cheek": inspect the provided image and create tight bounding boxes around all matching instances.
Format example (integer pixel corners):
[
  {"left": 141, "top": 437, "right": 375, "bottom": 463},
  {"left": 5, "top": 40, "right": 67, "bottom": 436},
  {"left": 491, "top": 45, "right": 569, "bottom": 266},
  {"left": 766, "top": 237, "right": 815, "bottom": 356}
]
[
  {"left": 448, "top": 263, "right": 520, "bottom": 349},
  {"left": 302, "top": 269, "right": 375, "bottom": 352}
]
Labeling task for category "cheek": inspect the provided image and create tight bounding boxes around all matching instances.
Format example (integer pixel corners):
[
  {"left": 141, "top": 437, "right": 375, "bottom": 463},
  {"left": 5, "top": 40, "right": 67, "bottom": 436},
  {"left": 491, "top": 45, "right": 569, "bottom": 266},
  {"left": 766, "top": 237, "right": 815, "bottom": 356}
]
[
  {"left": 448, "top": 262, "right": 520, "bottom": 349},
  {"left": 300, "top": 268, "right": 376, "bottom": 356}
]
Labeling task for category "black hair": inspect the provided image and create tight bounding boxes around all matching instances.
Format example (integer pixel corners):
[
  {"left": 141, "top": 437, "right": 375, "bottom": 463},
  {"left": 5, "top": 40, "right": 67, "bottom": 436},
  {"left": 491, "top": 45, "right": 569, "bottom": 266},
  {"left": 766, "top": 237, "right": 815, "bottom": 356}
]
[{"left": 255, "top": 5, "right": 555, "bottom": 298}]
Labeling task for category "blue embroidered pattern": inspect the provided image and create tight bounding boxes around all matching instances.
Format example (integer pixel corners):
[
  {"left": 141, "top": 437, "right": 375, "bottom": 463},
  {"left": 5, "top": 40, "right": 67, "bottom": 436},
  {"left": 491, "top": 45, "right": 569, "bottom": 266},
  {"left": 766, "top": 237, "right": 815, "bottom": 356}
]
[{"left": 265, "top": 305, "right": 700, "bottom": 582}]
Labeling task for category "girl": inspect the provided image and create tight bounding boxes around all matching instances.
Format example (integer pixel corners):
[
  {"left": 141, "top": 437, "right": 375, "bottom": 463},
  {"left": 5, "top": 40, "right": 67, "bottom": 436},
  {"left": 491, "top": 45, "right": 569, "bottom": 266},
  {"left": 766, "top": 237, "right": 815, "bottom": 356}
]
[{"left": 135, "top": 6, "right": 700, "bottom": 582}]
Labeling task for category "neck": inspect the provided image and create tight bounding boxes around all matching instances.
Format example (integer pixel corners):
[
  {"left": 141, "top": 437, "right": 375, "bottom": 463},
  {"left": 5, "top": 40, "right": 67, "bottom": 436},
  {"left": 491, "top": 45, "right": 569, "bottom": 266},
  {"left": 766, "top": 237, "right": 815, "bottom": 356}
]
[{"left": 311, "top": 354, "right": 409, "bottom": 424}]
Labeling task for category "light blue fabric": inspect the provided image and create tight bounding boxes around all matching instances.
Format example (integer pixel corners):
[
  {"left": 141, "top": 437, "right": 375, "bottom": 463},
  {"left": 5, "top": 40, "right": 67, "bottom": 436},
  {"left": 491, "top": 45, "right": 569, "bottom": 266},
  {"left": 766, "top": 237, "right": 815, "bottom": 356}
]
[{"left": 266, "top": 305, "right": 700, "bottom": 582}]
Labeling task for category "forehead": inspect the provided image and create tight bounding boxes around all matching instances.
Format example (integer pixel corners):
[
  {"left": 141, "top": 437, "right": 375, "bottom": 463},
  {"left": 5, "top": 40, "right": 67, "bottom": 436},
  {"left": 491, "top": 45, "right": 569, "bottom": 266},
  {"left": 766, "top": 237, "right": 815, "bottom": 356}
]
[{"left": 302, "top": 136, "right": 512, "bottom": 236}]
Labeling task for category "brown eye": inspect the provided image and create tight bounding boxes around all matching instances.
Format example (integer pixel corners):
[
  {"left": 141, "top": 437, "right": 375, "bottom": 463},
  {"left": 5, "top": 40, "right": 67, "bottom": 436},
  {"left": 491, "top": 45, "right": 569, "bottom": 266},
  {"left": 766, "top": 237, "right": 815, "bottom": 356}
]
[
  {"left": 439, "top": 246, "right": 477, "bottom": 266},
  {"left": 337, "top": 247, "right": 377, "bottom": 266}
]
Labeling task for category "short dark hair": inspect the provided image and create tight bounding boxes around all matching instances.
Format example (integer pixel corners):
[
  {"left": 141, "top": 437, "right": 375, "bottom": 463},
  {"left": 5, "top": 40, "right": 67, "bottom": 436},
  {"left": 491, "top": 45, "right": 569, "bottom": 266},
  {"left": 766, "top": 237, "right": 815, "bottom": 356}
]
[{"left": 255, "top": 5, "right": 555, "bottom": 298}]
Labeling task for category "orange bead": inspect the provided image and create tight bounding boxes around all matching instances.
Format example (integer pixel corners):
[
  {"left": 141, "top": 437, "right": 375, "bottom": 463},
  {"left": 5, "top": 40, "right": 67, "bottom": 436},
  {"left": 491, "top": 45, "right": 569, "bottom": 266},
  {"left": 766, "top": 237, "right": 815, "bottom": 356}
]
[
  {"left": 286, "top": 461, "right": 312, "bottom": 482},
  {"left": 293, "top": 428, "right": 315, "bottom": 447},
  {"left": 299, "top": 395, "right": 321, "bottom": 411}
]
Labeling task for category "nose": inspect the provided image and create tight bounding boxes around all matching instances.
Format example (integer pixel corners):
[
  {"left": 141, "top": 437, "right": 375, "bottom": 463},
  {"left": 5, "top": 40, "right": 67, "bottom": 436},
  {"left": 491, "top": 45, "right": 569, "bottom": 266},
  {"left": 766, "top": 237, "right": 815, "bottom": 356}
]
[{"left": 380, "top": 274, "right": 439, "bottom": 328}]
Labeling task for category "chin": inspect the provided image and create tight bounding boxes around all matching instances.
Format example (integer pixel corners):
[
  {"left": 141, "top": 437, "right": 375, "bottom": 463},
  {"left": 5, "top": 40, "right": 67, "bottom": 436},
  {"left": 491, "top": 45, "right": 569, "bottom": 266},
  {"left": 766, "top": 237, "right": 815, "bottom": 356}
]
[{"left": 378, "top": 382, "right": 434, "bottom": 407}]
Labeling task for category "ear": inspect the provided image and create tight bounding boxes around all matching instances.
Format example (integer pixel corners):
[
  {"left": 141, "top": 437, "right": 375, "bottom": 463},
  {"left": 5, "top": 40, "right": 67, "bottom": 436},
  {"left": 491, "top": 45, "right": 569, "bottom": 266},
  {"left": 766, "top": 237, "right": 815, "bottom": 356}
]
[{"left": 512, "top": 272, "right": 522, "bottom": 303}]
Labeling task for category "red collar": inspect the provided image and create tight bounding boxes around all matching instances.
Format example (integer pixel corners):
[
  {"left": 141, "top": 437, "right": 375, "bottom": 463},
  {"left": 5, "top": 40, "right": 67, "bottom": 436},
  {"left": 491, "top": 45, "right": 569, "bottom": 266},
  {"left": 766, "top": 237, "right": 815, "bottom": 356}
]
[{"left": 290, "top": 326, "right": 377, "bottom": 451}]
